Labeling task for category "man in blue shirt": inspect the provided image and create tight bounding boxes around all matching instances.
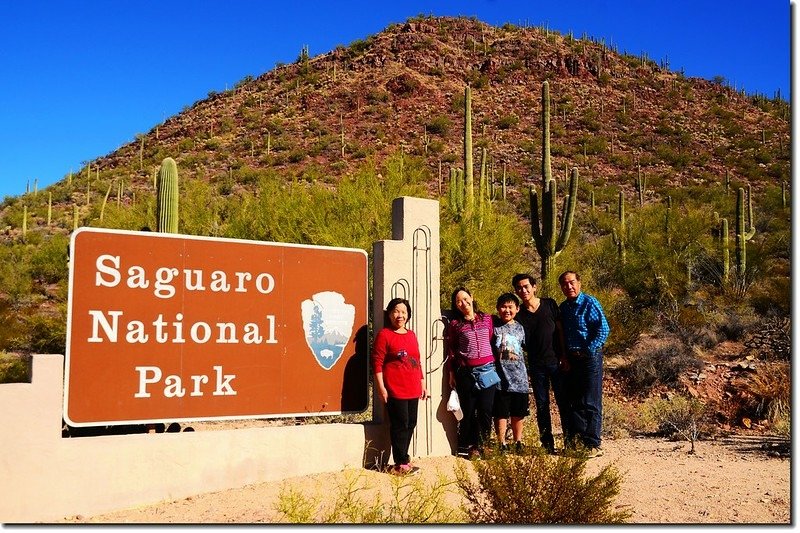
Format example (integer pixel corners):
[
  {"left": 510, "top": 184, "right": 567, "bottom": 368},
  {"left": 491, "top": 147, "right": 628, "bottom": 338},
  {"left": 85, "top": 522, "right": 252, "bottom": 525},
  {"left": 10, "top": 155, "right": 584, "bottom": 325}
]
[{"left": 558, "top": 270, "right": 610, "bottom": 457}]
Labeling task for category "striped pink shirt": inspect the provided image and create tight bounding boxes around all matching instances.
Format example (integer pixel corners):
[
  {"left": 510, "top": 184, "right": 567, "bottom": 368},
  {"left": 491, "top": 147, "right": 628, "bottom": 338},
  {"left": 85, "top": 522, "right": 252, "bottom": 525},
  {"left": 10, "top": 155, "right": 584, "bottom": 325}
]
[{"left": 445, "top": 313, "right": 495, "bottom": 368}]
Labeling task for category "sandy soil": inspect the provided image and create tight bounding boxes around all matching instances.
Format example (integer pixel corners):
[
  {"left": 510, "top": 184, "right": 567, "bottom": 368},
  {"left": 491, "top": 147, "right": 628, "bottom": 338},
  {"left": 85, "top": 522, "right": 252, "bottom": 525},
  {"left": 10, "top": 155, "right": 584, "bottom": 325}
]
[{"left": 59, "top": 435, "right": 789, "bottom": 524}]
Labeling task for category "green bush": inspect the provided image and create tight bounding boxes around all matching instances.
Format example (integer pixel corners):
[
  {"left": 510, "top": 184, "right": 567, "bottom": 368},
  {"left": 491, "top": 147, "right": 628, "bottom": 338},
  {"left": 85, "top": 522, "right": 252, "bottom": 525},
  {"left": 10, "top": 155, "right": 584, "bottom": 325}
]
[
  {"left": 29, "top": 234, "right": 69, "bottom": 284},
  {"left": 456, "top": 451, "right": 630, "bottom": 523},
  {"left": 439, "top": 205, "right": 530, "bottom": 310},
  {"left": 496, "top": 113, "right": 519, "bottom": 129},
  {"left": 21, "top": 305, "right": 67, "bottom": 354},
  {"left": 426, "top": 115, "right": 451, "bottom": 135},
  {"left": 603, "top": 297, "right": 653, "bottom": 356},
  {"left": 0, "top": 352, "right": 30, "bottom": 383}
]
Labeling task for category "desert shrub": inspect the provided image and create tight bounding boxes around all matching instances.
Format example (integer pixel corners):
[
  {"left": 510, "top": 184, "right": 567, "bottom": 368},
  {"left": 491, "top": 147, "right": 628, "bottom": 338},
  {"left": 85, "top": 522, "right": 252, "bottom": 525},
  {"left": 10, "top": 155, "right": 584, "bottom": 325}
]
[
  {"left": 20, "top": 306, "right": 67, "bottom": 354},
  {"left": 275, "top": 469, "right": 463, "bottom": 523},
  {"left": 738, "top": 362, "right": 790, "bottom": 433},
  {"left": 712, "top": 308, "right": 758, "bottom": 342},
  {"left": 663, "top": 304, "right": 721, "bottom": 349},
  {"left": 0, "top": 352, "right": 30, "bottom": 383},
  {"left": 603, "top": 297, "right": 653, "bottom": 356},
  {"left": 602, "top": 398, "right": 634, "bottom": 439},
  {"left": 225, "top": 152, "right": 427, "bottom": 252},
  {"left": 426, "top": 115, "right": 451, "bottom": 135},
  {"left": 456, "top": 451, "right": 630, "bottom": 523},
  {"left": 28, "top": 234, "right": 69, "bottom": 284},
  {"left": 641, "top": 395, "right": 709, "bottom": 453},
  {"left": 620, "top": 342, "right": 702, "bottom": 393},
  {"left": 496, "top": 113, "right": 519, "bottom": 129},
  {"left": 439, "top": 205, "right": 530, "bottom": 310},
  {"left": 0, "top": 244, "right": 33, "bottom": 307},
  {"left": 748, "top": 276, "right": 791, "bottom": 318}
]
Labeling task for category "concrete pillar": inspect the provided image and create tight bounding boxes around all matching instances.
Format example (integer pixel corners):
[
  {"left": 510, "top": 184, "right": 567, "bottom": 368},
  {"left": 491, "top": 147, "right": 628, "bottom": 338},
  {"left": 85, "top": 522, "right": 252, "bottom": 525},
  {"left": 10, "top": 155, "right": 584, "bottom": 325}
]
[{"left": 372, "top": 197, "right": 456, "bottom": 462}]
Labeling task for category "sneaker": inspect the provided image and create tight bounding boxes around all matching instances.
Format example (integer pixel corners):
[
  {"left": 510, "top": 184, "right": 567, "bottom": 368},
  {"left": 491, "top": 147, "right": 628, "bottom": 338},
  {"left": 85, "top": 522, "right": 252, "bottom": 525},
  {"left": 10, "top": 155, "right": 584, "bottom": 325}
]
[
  {"left": 514, "top": 441, "right": 526, "bottom": 454},
  {"left": 586, "top": 447, "right": 604, "bottom": 458},
  {"left": 391, "top": 464, "right": 420, "bottom": 476},
  {"left": 499, "top": 443, "right": 509, "bottom": 453}
]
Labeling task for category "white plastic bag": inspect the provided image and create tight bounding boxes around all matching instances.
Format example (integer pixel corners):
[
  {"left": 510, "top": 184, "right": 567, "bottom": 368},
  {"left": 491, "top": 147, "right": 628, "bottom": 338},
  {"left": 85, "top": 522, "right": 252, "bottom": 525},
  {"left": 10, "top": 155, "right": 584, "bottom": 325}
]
[{"left": 447, "top": 390, "right": 463, "bottom": 421}]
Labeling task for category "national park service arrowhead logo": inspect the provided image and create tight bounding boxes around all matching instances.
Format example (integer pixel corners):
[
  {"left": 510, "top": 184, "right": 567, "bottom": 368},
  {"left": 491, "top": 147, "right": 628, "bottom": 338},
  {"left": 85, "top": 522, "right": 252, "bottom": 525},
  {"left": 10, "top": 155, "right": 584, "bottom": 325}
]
[{"left": 301, "top": 291, "right": 355, "bottom": 370}]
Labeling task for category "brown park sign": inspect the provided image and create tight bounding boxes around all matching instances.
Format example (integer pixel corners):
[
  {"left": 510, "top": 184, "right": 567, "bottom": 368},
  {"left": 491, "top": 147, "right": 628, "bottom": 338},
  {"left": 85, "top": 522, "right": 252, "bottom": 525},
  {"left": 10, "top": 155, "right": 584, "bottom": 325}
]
[{"left": 64, "top": 228, "right": 369, "bottom": 426}]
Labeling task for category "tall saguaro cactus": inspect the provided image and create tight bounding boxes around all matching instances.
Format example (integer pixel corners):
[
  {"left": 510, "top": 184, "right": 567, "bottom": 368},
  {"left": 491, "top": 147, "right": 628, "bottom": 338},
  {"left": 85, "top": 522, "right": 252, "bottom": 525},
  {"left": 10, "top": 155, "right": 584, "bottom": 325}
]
[
  {"left": 635, "top": 164, "right": 646, "bottom": 207},
  {"left": 463, "top": 85, "right": 474, "bottom": 214},
  {"left": 720, "top": 218, "right": 729, "bottom": 283},
  {"left": 611, "top": 191, "right": 626, "bottom": 265},
  {"left": 735, "top": 186, "right": 755, "bottom": 275},
  {"left": 156, "top": 157, "right": 179, "bottom": 233},
  {"left": 530, "top": 81, "right": 578, "bottom": 292}
]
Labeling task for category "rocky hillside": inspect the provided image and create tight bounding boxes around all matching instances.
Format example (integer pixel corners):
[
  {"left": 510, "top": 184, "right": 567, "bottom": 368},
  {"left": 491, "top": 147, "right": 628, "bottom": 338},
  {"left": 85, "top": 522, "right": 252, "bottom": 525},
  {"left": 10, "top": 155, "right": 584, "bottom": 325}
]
[{"left": 3, "top": 15, "right": 788, "bottom": 230}]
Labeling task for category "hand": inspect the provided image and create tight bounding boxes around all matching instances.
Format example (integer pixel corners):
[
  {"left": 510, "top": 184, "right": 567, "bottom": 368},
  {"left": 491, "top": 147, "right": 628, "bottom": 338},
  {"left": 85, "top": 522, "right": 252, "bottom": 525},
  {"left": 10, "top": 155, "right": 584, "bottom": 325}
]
[
  {"left": 378, "top": 385, "right": 389, "bottom": 404},
  {"left": 420, "top": 386, "right": 429, "bottom": 401}
]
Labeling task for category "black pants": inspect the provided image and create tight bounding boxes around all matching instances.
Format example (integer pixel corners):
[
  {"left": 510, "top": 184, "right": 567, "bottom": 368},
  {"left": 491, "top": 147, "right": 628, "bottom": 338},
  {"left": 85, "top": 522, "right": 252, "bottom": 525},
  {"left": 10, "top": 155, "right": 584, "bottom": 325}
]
[
  {"left": 386, "top": 397, "right": 419, "bottom": 465},
  {"left": 455, "top": 368, "right": 496, "bottom": 451},
  {"left": 530, "top": 361, "right": 571, "bottom": 449}
]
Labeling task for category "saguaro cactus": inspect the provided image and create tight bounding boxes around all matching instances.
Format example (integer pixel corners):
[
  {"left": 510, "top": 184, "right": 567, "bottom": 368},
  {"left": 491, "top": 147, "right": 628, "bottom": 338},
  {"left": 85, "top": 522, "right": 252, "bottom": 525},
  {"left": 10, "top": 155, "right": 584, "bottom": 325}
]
[
  {"left": 781, "top": 181, "right": 787, "bottom": 209},
  {"left": 156, "top": 157, "right": 179, "bottom": 233},
  {"left": 21, "top": 205, "right": 28, "bottom": 241},
  {"left": 664, "top": 195, "right": 672, "bottom": 245},
  {"left": 611, "top": 191, "right": 626, "bottom": 265},
  {"left": 635, "top": 164, "right": 646, "bottom": 207},
  {"left": 530, "top": 81, "right": 578, "bottom": 292},
  {"left": 720, "top": 218, "right": 729, "bottom": 283},
  {"left": 735, "top": 187, "right": 755, "bottom": 275},
  {"left": 463, "top": 85, "right": 474, "bottom": 214}
]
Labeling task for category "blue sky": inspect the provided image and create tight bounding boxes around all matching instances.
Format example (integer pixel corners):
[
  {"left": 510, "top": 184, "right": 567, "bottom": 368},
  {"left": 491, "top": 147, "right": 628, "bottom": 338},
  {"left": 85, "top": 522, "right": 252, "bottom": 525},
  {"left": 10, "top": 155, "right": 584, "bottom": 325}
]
[{"left": 0, "top": 1, "right": 791, "bottom": 200}]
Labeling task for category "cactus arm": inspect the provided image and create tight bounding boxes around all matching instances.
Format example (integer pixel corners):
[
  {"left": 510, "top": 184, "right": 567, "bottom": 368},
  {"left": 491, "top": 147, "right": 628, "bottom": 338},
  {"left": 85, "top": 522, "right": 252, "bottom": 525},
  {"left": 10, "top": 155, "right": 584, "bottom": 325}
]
[
  {"left": 529, "top": 188, "right": 546, "bottom": 258},
  {"left": 555, "top": 167, "right": 579, "bottom": 253}
]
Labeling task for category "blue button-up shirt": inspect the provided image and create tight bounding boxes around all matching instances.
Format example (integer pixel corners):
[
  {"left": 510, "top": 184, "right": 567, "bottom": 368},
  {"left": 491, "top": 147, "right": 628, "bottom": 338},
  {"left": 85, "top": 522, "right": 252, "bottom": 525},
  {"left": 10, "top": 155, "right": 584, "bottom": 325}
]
[{"left": 560, "top": 292, "right": 610, "bottom": 354}]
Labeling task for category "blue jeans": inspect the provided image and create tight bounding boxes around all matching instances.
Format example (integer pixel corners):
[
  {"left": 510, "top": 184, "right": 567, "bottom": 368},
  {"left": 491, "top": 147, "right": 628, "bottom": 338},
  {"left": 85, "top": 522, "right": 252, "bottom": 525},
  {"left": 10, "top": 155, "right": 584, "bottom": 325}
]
[
  {"left": 530, "top": 362, "right": 570, "bottom": 449},
  {"left": 565, "top": 350, "right": 603, "bottom": 448}
]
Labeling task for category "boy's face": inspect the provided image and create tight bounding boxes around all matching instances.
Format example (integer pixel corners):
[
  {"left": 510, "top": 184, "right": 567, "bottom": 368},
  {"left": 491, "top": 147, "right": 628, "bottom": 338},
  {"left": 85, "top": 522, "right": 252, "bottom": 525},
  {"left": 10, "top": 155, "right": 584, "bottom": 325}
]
[{"left": 496, "top": 300, "right": 518, "bottom": 323}]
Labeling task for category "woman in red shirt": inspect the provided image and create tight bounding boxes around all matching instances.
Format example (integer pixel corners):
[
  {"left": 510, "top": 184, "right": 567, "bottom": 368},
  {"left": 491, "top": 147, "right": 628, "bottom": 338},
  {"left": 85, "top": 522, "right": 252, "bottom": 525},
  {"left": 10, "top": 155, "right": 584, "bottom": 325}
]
[{"left": 372, "top": 298, "right": 428, "bottom": 475}]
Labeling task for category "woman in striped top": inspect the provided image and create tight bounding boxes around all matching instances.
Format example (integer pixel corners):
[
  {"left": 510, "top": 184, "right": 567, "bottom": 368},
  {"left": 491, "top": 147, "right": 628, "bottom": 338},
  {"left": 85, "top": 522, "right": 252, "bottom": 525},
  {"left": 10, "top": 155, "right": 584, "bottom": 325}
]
[{"left": 445, "top": 287, "right": 498, "bottom": 458}]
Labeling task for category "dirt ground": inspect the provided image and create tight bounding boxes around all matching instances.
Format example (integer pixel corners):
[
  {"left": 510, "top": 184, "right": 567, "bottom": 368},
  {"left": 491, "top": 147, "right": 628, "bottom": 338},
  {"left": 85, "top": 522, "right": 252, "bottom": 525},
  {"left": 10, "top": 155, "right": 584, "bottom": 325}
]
[{"left": 59, "top": 434, "right": 790, "bottom": 524}]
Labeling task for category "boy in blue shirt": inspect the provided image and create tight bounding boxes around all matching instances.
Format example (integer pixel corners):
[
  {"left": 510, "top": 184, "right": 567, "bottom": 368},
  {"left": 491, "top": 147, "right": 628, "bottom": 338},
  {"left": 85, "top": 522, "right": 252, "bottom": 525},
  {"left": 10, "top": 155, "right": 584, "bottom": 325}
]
[{"left": 491, "top": 293, "right": 530, "bottom": 452}]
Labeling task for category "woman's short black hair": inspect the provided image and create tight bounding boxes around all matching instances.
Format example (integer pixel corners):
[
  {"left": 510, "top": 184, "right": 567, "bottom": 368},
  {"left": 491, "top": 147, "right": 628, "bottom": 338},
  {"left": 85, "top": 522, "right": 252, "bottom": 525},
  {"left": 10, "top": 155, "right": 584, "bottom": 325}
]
[{"left": 384, "top": 297, "right": 411, "bottom": 323}]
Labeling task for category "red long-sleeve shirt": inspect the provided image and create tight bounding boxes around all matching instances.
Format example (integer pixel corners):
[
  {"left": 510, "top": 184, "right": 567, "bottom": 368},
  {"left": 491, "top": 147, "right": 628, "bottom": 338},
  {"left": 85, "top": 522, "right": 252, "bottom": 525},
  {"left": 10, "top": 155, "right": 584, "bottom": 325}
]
[{"left": 371, "top": 328, "right": 423, "bottom": 400}]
